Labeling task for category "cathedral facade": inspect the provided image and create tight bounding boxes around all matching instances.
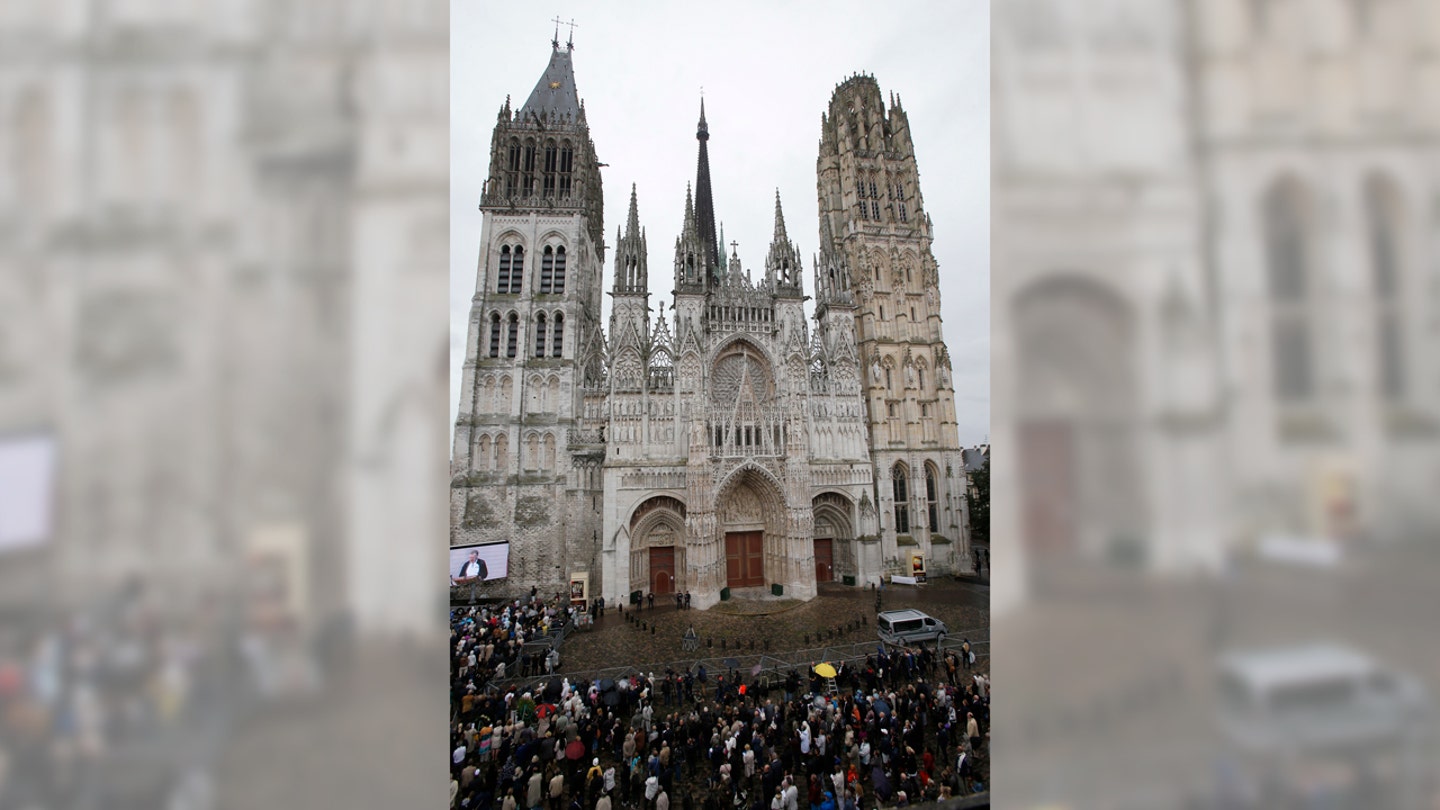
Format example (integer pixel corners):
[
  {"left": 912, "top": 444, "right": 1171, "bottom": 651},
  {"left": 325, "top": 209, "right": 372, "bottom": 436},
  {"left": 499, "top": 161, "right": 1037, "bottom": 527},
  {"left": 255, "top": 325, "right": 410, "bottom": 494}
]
[{"left": 452, "top": 41, "right": 972, "bottom": 608}]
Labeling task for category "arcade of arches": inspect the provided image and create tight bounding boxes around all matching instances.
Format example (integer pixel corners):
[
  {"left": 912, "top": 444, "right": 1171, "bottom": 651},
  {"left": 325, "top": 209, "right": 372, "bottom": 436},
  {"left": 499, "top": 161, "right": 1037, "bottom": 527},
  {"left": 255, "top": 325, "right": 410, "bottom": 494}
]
[{"left": 625, "top": 485, "right": 859, "bottom": 596}]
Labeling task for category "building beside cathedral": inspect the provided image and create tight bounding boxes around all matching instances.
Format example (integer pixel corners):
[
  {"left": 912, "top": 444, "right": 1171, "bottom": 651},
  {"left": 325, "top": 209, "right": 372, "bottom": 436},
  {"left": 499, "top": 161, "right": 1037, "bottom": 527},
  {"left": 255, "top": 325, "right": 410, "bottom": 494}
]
[{"left": 452, "top": 39, "right": 973, "bottom": 608}]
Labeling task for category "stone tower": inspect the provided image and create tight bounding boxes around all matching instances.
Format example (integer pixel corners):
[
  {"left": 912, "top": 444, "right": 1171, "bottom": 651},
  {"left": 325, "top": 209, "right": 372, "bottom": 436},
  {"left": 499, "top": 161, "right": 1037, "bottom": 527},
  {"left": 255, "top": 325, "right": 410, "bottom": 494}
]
[
  {"left": 451, "top": 35, "right": 606, "bottom": 594},
  {"left": 817, "top": 74, "right": 970, "bottom": 576}
]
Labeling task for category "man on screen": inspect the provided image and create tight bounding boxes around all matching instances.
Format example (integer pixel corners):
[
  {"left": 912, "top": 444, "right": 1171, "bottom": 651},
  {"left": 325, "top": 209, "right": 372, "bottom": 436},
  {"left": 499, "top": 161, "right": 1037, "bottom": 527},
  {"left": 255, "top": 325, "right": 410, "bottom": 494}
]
[{"left": 453, "top": 550, "right": 489, "bottom": 583}]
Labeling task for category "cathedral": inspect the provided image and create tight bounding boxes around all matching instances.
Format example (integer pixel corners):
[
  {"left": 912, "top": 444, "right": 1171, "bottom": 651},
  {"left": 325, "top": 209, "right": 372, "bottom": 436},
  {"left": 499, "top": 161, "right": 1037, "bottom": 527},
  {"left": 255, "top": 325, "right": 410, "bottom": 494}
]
[{"left": 452, "top": 38, "right": 972, "bottom": 609}]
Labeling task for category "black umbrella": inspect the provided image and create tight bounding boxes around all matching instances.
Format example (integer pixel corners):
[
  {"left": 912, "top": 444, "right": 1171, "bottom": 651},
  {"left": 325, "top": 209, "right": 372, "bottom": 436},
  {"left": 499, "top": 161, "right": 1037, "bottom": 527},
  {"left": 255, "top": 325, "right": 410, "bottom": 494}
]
[{"left": 598, "top": 678, "right": 616, "bottom": 691}]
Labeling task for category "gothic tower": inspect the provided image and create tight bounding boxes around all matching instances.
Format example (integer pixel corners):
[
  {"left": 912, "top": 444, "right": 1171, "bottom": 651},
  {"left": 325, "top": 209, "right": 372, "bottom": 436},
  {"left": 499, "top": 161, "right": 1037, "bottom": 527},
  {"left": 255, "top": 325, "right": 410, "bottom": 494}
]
[
  {"left": 817, "top": 74, "right": 970, "bottom": 575},
  {"left": 452, "top": 35, "right": 606, "bottom": 593}
]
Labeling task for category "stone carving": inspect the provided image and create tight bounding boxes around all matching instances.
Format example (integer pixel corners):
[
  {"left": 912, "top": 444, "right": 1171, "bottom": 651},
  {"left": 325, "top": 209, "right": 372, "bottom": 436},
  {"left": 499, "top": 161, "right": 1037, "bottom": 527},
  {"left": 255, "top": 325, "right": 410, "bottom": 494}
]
[{"left": 720, "top": 483, "right": 764, "bottom": 526}]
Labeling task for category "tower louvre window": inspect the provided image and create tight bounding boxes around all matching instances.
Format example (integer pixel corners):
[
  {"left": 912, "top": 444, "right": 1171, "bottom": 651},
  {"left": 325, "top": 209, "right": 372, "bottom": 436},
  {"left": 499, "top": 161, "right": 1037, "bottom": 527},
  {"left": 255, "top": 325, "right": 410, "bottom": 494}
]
[
  {"left": 534, "top": 312, "right": 547, "bottom": 357},
  {"left": 488, "top": 313, "right": 501, "bottom": 357},
  {"left": 558, "top": 144, "right": 573, "bottom": 198},
  {"left": 522, "top": 141, "right": 535, "bottom": 196},
  {"left": 554, "top": 247, "right": 566, "bottom": 294},
  {"left": 542, "top": 141, "right": 557, "bottom": 197},
  {"left": 497, "top": 245, "right": 523, "bottom": 294},
  {"left": 506, "top": 313, "right": 519, "bottom": 358},
  {"left": 551, "top": 313, "right": 563, "bottom": 357},
  {"left": 872, "top": 201, "right": 880, "bottom": 220},
  {"left": 505, "top": 140, "right": 520, "bottom": 196},
  {"left": 541, "top": 246, "right": 555, "bottom": 293}
]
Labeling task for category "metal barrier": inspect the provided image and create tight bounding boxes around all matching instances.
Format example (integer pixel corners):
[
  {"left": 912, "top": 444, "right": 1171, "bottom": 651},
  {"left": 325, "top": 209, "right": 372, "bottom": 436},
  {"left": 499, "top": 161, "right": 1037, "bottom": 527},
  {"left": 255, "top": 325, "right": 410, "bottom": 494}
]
[{"left": 496, "top": 630, "right": 989, "bottom": 698}]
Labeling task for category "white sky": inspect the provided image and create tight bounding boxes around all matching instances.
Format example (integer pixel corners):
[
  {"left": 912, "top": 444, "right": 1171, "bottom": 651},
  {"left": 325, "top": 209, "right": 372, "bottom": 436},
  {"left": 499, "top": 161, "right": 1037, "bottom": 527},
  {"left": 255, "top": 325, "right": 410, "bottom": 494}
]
[{"left": 451, "top": 0, "right": 989, "bottom": 445}]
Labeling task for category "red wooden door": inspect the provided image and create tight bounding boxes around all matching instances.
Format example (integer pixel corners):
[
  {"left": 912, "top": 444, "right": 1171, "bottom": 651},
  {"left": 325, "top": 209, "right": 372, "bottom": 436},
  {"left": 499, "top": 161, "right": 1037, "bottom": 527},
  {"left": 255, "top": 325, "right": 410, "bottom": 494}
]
[
  {"left": 725, "top": 532, "right": 764, "bottom": 588},
  {"left": 1019, "top": 421, "right": 1076, "bottom": 556},
  {"left": 813, "top": 538, "right": 834, "bottom": 583},
  {"left": 650, "top": 547, "right": 675, "bottom": 594}
]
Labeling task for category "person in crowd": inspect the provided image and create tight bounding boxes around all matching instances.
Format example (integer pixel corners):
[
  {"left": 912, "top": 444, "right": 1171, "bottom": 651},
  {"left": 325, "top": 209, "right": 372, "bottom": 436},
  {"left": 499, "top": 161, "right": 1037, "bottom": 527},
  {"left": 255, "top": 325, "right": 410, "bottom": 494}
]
[{"left": 450, "top": 599, "right": 989, "bottom": 808}]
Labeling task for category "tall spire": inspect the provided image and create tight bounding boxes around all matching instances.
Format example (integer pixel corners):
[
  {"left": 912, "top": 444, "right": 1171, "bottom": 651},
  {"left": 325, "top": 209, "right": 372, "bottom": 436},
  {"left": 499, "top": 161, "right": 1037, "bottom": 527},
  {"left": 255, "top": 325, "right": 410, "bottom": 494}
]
[
  {"left": 625, "top": 183, "right": 641, "bottom": 236},
  {"left": 693, "top": 97, "right": 721, "bottom": 282},
  {"left": 674, "top": 182, "right": 705, "bottom": 291},
  {"left": 613, "top": 183, "right": 647, "bottom": 295},
  {"left": 767, "top": 189, "right": 803, "bottom": 296},
  {"left": 771, "top": 188, "right": 789, "bottom": 244}
]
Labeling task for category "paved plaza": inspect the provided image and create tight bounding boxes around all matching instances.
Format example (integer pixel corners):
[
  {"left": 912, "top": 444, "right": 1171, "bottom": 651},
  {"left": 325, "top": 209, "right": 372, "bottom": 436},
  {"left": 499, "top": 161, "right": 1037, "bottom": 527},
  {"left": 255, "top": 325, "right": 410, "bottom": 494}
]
[{"left": 559, "top": 578, "right": 991, "bottom": 673}]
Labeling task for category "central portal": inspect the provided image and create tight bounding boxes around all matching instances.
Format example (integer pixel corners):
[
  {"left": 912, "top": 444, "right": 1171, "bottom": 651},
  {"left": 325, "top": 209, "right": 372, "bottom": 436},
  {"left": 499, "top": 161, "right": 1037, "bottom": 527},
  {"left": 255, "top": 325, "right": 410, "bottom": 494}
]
[{"left": 725, "top": 531, "right": 764, "bottom": 589}]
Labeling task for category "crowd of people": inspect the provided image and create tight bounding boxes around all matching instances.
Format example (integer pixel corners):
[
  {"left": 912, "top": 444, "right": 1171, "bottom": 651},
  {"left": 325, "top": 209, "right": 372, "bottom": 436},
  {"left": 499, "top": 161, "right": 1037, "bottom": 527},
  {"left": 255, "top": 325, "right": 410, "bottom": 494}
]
[{"left": 450, "top": 596, "right": 989, "bottom": 809}]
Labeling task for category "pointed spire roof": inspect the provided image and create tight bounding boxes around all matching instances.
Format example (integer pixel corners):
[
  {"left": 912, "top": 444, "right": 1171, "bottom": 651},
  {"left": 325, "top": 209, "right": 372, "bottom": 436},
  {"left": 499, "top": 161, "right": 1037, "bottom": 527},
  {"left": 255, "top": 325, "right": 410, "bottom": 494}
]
[
  {"left": 692, "top": 97, "right": 721, "bottom": 275},
  {"left": 767, "top": 189, "right": 802, "bottom": 295},
  {"left": 625, "top": 183, "right": 641, "bottom": 237},
  {"left": 771, "top": 189, "right": 789, "bottom": 243},
  {"left": 520, "top": 41, "right": 581, "bottom": 120},
  {"left": 681, "top": 183, "right": 696, "bottom": 234}
]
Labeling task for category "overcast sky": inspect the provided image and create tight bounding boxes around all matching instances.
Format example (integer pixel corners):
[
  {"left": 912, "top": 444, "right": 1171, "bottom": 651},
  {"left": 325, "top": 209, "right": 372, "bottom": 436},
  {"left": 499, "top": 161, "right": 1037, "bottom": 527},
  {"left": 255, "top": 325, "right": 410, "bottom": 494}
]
[{"left": 451, "top": 0, "right": 989, "bottom": 446}]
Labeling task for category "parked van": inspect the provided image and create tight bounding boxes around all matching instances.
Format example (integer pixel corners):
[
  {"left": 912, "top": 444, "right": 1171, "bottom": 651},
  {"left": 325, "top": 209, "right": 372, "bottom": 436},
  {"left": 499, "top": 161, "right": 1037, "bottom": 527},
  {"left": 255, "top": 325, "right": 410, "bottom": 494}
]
[
  {"left": 1213, "top": 643, "right": 1434, "bottom": 807},
  {"left": 1217, "top": 643, "right": 1429, "bottom": 753},
  {"left": 877, "top": 609, "right": 948, "bottom": 646}
]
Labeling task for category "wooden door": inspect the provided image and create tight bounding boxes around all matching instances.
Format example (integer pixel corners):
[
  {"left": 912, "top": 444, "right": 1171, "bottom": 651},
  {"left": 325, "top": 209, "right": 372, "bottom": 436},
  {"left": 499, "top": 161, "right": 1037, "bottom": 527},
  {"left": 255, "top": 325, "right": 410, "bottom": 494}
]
[
  {"left": 649, "top": 546, "right": 675, "bottom": 594},
  {"left": 725, "top": 531, "right": 764, "bottom": 588},
  {"left": 813, "top": 538, "right": 834, "bottom": 583},
  {"left": 1019, "top": 421, "right": 1076, "bottom": 556}
]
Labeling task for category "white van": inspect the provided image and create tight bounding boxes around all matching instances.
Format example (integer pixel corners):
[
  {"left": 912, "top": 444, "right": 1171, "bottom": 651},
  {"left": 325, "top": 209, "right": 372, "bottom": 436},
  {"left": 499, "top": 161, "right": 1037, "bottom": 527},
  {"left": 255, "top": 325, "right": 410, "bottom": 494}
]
[
  {"left": 1216, "top": 643, "right": 1430, "bottom": 752},
  {"left": 1214, "top": 643, "right": 1434, "bottom": 806},
  {"left": 877, "top": 609, "right": 948, "bottom": 646}
]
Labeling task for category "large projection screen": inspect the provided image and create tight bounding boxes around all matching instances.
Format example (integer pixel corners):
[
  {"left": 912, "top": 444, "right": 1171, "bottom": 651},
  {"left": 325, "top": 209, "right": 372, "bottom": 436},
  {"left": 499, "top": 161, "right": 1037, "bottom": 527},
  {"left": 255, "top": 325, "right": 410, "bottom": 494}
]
[
  {"left": 0, "top": 432, "right": 57, "bottom": 555},
  {"left": 449, "top": 542, "right": 509, "bottom": 583}
]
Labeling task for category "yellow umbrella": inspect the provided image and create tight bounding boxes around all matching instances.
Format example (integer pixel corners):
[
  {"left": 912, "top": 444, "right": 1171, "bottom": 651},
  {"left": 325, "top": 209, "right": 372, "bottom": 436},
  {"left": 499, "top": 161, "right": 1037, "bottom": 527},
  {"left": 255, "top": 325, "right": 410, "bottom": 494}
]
[{"left": 813, "top": 662, "right": 837, "bottom": 679}]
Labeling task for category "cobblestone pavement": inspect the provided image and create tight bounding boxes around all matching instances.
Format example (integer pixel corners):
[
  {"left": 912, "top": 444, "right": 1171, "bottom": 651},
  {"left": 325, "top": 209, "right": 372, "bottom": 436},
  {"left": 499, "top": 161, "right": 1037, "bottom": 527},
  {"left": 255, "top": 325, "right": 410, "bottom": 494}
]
[{"left": 560, "top": 578, "right": 990, "bottom": 673}]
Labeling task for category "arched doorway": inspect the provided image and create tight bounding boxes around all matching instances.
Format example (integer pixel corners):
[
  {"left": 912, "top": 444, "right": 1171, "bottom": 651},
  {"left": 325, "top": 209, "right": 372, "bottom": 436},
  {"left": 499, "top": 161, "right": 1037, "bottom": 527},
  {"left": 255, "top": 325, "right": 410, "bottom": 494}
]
[
  {"left": 716, "top": 466, "right": 788, "bottom": 591},
  {"left": 628, "top": 496, "right": 687, "bottom": 597},
  {"left": 1014, "top": 276, "right": 1145, "bottom": 572},
  {"left": 812, "top": 492, "right": 856, "bottom": 584}
]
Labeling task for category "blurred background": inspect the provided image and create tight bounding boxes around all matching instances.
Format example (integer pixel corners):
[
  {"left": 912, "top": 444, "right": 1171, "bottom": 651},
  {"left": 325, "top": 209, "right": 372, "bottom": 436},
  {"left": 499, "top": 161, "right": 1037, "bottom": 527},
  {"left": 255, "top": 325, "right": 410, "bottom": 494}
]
[
  {"left": 0, "top": 0, "right": 447, "bottom": 808},
  {"left": 6, "top": 0, "right": 1440, "bottom": 808},
  {"left": 992, "top": 0, "right": 1440, "bottom": 808}
]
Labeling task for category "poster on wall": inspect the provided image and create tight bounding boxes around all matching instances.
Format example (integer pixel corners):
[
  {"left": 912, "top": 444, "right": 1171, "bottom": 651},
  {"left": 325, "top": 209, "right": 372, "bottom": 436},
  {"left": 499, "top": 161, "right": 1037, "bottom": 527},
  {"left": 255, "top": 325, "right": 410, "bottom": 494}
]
[
  {"left": 449, "top": 542, "right": 509, "bottom": 583},
  {"left": 910, "top": 553, "right": 927, "bottom": 584},
  {"left": 569, "top": 573, "right": 588, "bottom": 605},
  {"left": 0, "top": 431, "right": 57, "bottom": 555}
]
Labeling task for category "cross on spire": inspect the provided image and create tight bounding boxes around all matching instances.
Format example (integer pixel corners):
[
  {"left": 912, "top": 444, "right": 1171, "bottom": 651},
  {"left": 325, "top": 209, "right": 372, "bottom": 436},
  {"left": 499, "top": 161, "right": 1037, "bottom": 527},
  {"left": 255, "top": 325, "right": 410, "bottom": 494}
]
[{"left": 549, "top": 16, "right": 578, "bottom": 49}]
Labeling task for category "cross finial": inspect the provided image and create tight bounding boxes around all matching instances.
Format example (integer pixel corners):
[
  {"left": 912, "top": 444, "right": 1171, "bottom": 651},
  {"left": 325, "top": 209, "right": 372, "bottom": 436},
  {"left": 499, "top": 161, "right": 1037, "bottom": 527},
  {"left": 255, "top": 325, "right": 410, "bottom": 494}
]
[
  {"left": 550, "top": 15, "right": 562, "bottom": 48},
  {"left": 564, "top": 17, "right": 579, "bottom": 49},
  {"left": 729, "top": 240, "right": 739, "bottom": 255}
]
